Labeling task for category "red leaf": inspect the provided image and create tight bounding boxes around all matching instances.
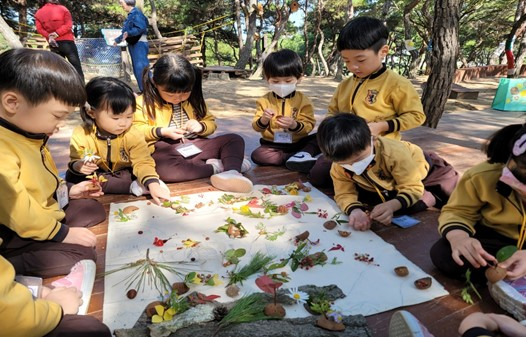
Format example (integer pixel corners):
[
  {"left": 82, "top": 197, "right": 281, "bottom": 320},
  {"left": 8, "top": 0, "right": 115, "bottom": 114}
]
[
  {"left": 204, "top": 294, "right": 221, "bottom": 301},
  {"left": 153, "top": 237, "right": 164, "bottom": 247},
  {"left": 329, "top": 244, "right": 344, "bottom": 252},
  {"left": 255, "top": 275, "right": 282, "bottom": 294}
]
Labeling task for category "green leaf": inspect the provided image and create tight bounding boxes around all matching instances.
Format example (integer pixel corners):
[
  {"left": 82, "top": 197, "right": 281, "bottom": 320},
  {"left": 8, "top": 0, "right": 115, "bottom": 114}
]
[{"left": 496, "top": 245, "right": 517, "bottom": 262}]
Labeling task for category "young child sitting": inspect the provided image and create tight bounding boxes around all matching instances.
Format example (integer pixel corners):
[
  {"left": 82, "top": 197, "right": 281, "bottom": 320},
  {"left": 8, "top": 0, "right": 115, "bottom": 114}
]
[
  {"left": 317, "top": 113, "right": 457, "bottom": 231},
  {"left": 0, "top": 48, "right": 106, "bottom": 278},
  {"left": 65, "top": 76, "right": 171, "bottom": 205},
  {"left": 310, "top": 16, "right": 426, "bottom": 188},
  {"left": 133, "top": 53, "right": 253, "bottom": 193},
  {"left": 251, "top": 49, "right": 319, "bottom": 173}
]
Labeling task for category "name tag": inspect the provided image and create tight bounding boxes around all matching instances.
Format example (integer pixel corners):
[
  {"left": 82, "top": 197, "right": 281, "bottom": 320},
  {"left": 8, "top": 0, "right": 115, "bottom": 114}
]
[
  {"left": 176, "top": 143, "right": 202, "bottom": 157},
  {"left": 57, "top": 181, "right": 69, "bottom": 209},
  {"left": 274, "top": 131, "right": 292, "bottom": 144}
]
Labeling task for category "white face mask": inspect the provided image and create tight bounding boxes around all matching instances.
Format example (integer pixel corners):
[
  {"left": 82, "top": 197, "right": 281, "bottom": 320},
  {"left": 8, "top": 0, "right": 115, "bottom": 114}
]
[
  {"left": 269, "top": 82, "right": 296, "bottom": 98},
  {"left": 340, "top": 140, "right": 375, "bottom": 175}
]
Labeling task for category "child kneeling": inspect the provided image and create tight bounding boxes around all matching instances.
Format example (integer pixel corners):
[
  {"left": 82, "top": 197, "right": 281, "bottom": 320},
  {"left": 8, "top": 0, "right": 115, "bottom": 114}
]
[{"left": 317, "top": 113, "right": 458, "bottom": 231}]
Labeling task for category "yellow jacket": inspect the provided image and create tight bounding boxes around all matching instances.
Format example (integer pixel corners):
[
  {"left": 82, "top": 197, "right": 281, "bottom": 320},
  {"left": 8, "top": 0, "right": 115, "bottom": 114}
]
[
  {"left": 328, "top": 68, "right": 425, "bottom": 140},
  {"left": 133, "top": 95, "right": 217, "bottom": 150},
  {"left": 0, "top": 118, "right": 68, "bottom": 242},
  {"left": 68, "top": 125, "right": 159, "bottom": 186},
  {"left": 0, "top": 251, "right": 62, "bottom": 337},
  {"left": 438, "top": 161, "right": 525, "bottom": 241},
  {"left": 331, "top": 137, "right": 429, "bottom": 214},
  {"left": 252, "top": 91, "right": 316, "bottom": 143}
]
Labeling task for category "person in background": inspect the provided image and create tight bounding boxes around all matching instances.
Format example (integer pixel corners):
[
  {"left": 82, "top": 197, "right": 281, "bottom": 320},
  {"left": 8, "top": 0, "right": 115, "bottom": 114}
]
[
  {"left": 114, "top": 0, "right": 149, "bottom": 93},
  {"left": 310, "top": 16, "right": 426, "bottom": 189},
  {"left": 251, "top": 49, "right": 319, "bottom": 173},
  {"left": 133, "top": 53, "right": 253, "bottom": 193},
  {"left": 0, "top": 49, "right": 105, "bottom": 278},
  {"left": 35, "top": 0, "right": 84, "bottom": 82}
]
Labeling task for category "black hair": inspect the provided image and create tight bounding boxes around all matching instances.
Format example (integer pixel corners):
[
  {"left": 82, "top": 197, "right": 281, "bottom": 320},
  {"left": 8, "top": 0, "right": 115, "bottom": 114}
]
[
  {"left": 80, "top": 77, "right": 136, "bottom": 130},
  {"left": 337, "top": 16, "right": 389, "bottom": 53},
  {"left": 263, "top": 49, "right": 303, "bottom": 79},
  {"left": 484, "top": 123, "right": 526, "bottom": 167},
  {"left": 141, "top": 53, "right": 206, "bottom": 121},
  {"left": 0, "top": 48, "right": 85, "bottom": 107},
  {"left": 317, "top": 113, "right": 371, "bottom": 162}
]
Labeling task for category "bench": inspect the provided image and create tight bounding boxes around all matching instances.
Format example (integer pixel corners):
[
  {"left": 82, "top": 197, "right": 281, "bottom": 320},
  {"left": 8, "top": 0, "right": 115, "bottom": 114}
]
[
  {"left": 147, "top": 35, "right": 203, "bottom": 68},
  {"left": 202, "top": 65, "right": 252, "bottom": 79},
  {"left": 449, "top": 83, "right": 479, "bottom": 99},
  {"left": 22, "top": 34, "right": 49, "bottom": 50}
]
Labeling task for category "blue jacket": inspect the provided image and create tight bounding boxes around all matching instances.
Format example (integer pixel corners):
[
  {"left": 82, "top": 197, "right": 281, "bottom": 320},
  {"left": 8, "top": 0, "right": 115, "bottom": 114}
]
[{"left": 115, "top": 7, "right": 148, "bottom": 43}]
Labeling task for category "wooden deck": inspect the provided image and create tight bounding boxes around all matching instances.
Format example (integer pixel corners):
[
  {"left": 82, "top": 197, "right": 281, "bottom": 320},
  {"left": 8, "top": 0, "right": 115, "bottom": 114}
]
[{"left": 67, "top": 165, "right": 503, "bottom": 337}]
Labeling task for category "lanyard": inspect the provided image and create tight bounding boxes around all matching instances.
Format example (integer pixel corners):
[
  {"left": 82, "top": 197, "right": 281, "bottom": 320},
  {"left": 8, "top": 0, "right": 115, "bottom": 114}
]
[
  {"left": 362, "top": 173, "right": 386, "bottom": 203},
  {"left": 517, "top": 200, "right": 526, "bottom": 250}
]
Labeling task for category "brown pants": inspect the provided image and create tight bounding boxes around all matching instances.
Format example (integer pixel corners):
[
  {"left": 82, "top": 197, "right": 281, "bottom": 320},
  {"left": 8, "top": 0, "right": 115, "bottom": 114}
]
[
  {"left": 44, "top": 314, "right": 111, "bottom": 337},
  {"left": 251, "top": 134, "right": 320, "bottom": 166},
  {"left": 66, "top": 168, "right": 135, "bottom": 194},
  {"left": 153, "top": 134, "right": 245, "bottom": 182},
  {"left": 0, "top": 198, "right": 105, "bottom": 278}
]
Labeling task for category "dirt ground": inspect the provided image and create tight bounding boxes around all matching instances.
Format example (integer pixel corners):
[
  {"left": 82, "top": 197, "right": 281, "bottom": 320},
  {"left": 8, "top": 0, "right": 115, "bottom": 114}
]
[{"left": 49, "top": 74, "right": 522, "bottom": 175}]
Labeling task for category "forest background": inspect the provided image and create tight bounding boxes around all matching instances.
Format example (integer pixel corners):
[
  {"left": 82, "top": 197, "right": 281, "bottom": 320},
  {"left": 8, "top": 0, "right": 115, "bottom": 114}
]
[{"left": 0, "top": 0, "right": 525, "bottom": 127}]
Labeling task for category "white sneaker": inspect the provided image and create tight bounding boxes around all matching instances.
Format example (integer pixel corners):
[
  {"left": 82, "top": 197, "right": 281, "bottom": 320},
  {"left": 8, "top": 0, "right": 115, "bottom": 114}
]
[
  {"left": 207, "top": 158, "right": 252, "bottom": 173},
  {"left": 389, "top": 310, "right": 434, "bottom": 337},
  {"left": 130, "top": 180, "right": 148, "bottom": 196},
  {"left": 285, "top": 151, "right": 317, "bottom": 173},
  {"left": 210, "top": 170, "right": 253, "bottom": 193},
  {"left": 51, "top": 260, "right": 96, "bottom": 315}
]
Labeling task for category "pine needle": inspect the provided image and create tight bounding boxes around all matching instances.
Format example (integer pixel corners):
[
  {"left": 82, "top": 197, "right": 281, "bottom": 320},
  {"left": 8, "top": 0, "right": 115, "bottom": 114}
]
[
  {"left": 218, "top": 293, "right": 271, "bottom": 328},
  {"left": 227, "top": 252, "right": 274, "bottom": 286}
]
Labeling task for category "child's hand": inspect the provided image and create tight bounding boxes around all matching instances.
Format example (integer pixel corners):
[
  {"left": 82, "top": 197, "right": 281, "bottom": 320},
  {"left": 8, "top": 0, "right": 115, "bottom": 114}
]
[
  {"left": 63, "top": 227, "right": 97, "bottom": 247},
  {"left": 184, "top": 119, "right": 204, "bottom": 133},
  {"left": 275, "top": 116, "right": 297, "bottom": 130},
  {"left": 499, "top": 250, "right": 526, "bottom": 280},
  {"left": 260, "top": 109, "right": 275, "bottom": 124},
  {"left": 161, "top": 126, "right": 186, "bottom": 141},
  {"left": 368, "top": 121, "right": 389, "bottom": 137},
  {"left": 69, "top": 181, "right": 104, "bottom": 199},
  {"left": 369, "top": 199, "right": 401, "bottom": 225},
  {"left": 148, "top": 182, "right": 171, "bottom": 206},
  {"left": 348, "top": 209, "right": 371, "bottom": 231},
  {"left": 73, "top": 160, "right": 98, "bottom": 175},
  {"left": 446, "top": 229, "right": 494, "bottom": 268},
  {"left": 44, "top": 286, "right": 82, "bottom": 315}
]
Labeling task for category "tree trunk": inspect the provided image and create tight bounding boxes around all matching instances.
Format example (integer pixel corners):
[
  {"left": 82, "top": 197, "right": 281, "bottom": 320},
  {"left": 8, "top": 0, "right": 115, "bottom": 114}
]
[
  {"left": 0, "top": 15, "right": 23, "bottom": 48},
  {"left": 346, "top": 0, "right": 354, "bottom": 19},
  {"left": 235, "top": 0, "right": 258, "bottom": 70},
  {"left": 235, "top": 0, "right": 244, "bottom": 50},
  {"left": 317, "top": 29, "right": 329, "bottom": 76},
  {"left": 303, "top": 0, "right": 309, "bottom": 71},
  {"left": 403, "top": 0, "right": 421, "bottom": 79},
  {"left": 421, "top": 0, "right": 460, "bottom": 128},
  {"left": 148, "top": 0, "right": 162, "bottom": 39},
  {"left": 16, "top": 0, "right": 27, "bottom": 39}
]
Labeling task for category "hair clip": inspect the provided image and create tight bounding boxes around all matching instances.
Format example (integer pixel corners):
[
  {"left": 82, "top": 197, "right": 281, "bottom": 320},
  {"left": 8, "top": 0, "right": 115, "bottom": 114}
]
[
  {"left": 84, "top": 102, "right": 92, "bottom": 111},
  {"left": 512, "top": 133, "right": 526, "bottom": 156}
]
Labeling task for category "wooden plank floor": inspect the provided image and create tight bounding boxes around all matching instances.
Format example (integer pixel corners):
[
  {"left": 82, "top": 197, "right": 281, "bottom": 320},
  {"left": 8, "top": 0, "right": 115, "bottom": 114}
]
[{"left": 56, "top": 165, "right": 504, "bottom": 337}]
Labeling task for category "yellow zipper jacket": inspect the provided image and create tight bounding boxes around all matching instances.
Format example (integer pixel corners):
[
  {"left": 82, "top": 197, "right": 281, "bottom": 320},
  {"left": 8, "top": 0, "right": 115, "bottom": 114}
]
[
  {"left": 68, "top": 125, "right": 159, "bottom": 186},
  {"left": 0, "top": 118, "right": 68, "bottom": 242},
  {"left": 328, "top": 67, "right": 425, "bottom": 140},
  {"left": 133, "top": 95, "right": 217, "bottom": 150},
  {"left": 331, "top": 137, "right": 429, "bottom": 215},
  {"left": 252, "top": 91, "right": 316, "bottom": 143},
  {"left": 438, "top": 161, "right": 524, "bottom": 240}
]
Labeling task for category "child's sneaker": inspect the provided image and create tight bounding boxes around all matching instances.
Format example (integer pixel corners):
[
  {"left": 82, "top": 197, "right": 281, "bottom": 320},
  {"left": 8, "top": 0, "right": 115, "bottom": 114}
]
[
  {"left": 206, "top": 158, "right": 224, "bottom": 174},
  {"left": 285, "top": 151, "right": 317, "bottom": 173},
  {"left": 389, "top": 310, "right": 434, "bottom": 337},
  {"left": 51, "top": 260, "right": 96, "bottom": 315},
  {"left": 210, "top": 170, "right": 253, "bottom": 193},
  {"left": 240, "top": 158, "right": 252, "bottom": 173},
  {"left": 130, "top": 180, "right": 146, "bottom": 196}
]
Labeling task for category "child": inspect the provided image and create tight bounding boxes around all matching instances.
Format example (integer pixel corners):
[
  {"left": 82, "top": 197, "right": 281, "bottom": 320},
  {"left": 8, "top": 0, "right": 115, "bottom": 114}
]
[
  {"left": 459, "top": 312, "right": 526, "bottom": 337},
  {"left": 317, "top": 114, "right": 457, "bottom": 231},
  {"left": 0, "top": 48, "right": 105, "bottom": 278},
  {"left": 133, "top": 53, "right": 253, "bottom": 193},
  {"left": 1, "top": 251, "right": 111, "bottom": 337},
  {"left": 251, "top": 49, "right": 319, "bottom": 173},
  {"left": 310, "top": 16, "right": 426, "bottom": 187},
  {"left": 65, "top": 76, "right": 171, "bottom": 205},
  {"left": 431, "top": 124, "right": 526, "bottom": 283}
]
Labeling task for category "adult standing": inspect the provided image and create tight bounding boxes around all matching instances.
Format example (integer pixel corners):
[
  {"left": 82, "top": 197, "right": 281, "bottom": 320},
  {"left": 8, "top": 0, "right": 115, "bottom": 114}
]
[
  {"left": 35, "top": 0, "right": 85, "bottom": 82},
  {"left": 114, "top": 0, "right": 149, "bottom": 93}
]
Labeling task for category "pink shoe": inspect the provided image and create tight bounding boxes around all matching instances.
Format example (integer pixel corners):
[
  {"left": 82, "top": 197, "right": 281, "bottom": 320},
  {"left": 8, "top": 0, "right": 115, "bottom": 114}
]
[{"left": 51, "top": 260, "right": 96, "bottom": 315}]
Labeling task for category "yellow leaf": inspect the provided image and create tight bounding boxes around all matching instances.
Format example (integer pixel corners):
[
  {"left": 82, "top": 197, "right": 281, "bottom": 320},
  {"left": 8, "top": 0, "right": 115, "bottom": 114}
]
[
  {"left": 151, "top": 315, "right": 163, "bottom": 323},
  {"left": 154, "top": 304, "right": 165, "bottom": 316},
  {"left": 289, "top": 189, "right": 299, "bottom": 195},
  {"left": 240, "top": 205, "right": 250, "bottom": 213},
  {"left": 163, "top": 311, "right": 173, "bottom": 321},
  {"left": 166, "top": 307, "right": 177, "bottom": 315}
]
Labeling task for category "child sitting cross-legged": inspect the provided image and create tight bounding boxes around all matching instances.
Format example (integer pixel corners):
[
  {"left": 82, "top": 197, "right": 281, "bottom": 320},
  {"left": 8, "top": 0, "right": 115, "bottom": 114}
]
[{"left": 316, "top": 113, "right": 458, "bottom": 231}]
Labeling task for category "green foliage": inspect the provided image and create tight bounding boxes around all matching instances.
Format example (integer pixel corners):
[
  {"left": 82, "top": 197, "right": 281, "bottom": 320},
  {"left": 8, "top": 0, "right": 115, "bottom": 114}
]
[
  {"left": 496, "top": 245, "right": 517, "bottom": 263},
  {"left": 460, "top": 269, "right": 482, "bottom": 305}
]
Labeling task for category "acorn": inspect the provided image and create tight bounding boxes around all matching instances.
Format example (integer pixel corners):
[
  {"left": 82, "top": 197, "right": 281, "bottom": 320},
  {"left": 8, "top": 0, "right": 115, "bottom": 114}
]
[
  {"left": 338, "top": 230, "right": 351, "bottom": 237},
  {"left": 414, "top": 277, "right": 432, "bottom": 289},
  {"left": 126, "top": 289, "right": 137, "bottom": 299},
  {"left": 122, "top": 205, "right": 139, "bottom": 214},
  {"left": 225, "top": 284, "right": 240, "bottom": 298},
  {"left": 323, "top": 220, "right": 337, "bottom": 230},
  {"left": 394, "top": 266, "right": 409, "bottom": 277},
  {"left": 172, "top": 282, "right": 189, "bottom": 295},
  {"left": 485, "top": 265, "right": 507, "bottom": 283},
  {"left": 295, "top": 230, "right": 310, "bottom": 242},
  {"left": 264, "top": 303, "right": 286, "bottom": 318},
  {"left": 145, "top": 301, "right": 164, "bottom": 317}
]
